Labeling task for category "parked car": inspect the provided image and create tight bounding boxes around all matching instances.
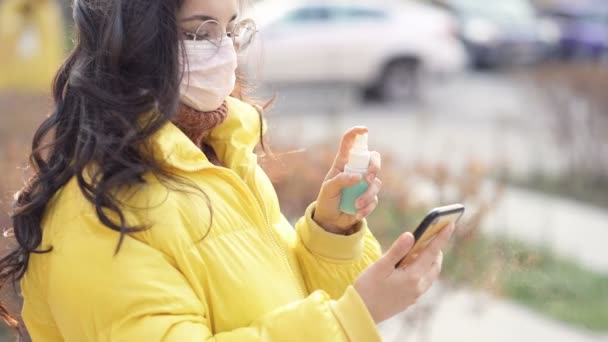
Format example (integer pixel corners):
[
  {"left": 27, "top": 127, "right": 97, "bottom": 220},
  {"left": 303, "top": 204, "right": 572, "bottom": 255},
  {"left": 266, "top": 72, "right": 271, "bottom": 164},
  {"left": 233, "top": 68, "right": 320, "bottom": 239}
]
[
  {"left": 246, "top": 0, "right": 469, "bottom": 101},
  {"left": 430, "top": 0, "right": 561, "bottom": 68},
  {"left": 536, "top": 0, "right": 608, "bottom": 60}
]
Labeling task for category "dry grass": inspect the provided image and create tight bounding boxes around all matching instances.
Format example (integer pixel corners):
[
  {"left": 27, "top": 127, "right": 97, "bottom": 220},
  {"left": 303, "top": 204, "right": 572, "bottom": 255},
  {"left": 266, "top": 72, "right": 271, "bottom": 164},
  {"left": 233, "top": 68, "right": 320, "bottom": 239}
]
[{"left": 517, "top": 63, "right": 608, "bottom": 207}]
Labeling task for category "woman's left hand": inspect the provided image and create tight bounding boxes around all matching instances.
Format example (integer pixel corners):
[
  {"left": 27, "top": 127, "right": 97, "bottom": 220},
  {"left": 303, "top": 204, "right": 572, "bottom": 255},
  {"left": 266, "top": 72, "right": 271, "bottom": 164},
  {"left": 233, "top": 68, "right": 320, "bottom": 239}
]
[{"left": 313, "top": 126, "right": 382, "bottom": 235}]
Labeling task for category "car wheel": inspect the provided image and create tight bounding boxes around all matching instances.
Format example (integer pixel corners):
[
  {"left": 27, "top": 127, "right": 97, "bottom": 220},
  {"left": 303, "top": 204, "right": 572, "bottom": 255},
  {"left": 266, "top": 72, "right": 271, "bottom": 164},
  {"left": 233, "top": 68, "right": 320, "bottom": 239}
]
[{"left": 376, "top": 58, "right": 421, "bottom": 102}]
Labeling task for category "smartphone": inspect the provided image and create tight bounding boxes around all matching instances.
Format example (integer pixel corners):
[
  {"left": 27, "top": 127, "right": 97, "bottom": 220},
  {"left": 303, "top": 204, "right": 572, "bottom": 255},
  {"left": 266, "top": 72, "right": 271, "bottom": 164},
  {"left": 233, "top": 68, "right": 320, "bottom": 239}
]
[{"left": 396, "top": 204, "right": 465, "bottom": 267}]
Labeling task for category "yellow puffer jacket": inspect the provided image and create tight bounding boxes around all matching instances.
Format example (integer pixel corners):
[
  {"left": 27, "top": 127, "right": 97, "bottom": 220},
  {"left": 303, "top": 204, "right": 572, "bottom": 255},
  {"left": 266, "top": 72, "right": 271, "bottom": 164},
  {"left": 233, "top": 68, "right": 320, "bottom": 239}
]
[{"left": 21, "top": 96, "right": 383, "bottom": 341}]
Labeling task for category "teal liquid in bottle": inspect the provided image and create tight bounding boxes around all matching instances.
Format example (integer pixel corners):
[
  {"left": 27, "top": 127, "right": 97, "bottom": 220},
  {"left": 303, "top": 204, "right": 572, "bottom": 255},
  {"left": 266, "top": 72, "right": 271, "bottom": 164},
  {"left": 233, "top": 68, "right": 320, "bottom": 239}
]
[
  {"left": 339, "top": 178, "right": 369, "bottom": 215},
  {"left": 339, "top": 133, "right": 371, "bottom": 215}
]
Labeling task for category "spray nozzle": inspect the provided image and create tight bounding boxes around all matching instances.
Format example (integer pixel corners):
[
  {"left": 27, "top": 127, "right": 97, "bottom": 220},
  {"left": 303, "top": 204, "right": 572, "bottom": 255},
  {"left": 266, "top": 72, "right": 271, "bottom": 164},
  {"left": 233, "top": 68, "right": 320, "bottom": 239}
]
[
  {"left": 346, "top": 133, "right": 371, "bottom": 171},
  {"left": 353, "top": 133, "right": 368, "bottom": 151}
]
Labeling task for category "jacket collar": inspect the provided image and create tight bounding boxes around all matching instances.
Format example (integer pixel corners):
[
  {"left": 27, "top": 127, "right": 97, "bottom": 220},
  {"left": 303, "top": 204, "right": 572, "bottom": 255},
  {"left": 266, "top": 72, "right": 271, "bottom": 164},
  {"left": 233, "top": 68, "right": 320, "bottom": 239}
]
[{"left": 148, "top": 96, "right": 262, "bottom": 172}]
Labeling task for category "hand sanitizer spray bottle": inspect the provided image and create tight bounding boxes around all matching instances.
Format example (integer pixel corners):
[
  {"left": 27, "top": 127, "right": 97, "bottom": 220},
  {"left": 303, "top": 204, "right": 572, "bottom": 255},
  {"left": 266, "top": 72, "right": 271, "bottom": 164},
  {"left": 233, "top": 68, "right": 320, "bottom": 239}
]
[{"left": 339, "top": 133, "right": 370, "bottom": 215}]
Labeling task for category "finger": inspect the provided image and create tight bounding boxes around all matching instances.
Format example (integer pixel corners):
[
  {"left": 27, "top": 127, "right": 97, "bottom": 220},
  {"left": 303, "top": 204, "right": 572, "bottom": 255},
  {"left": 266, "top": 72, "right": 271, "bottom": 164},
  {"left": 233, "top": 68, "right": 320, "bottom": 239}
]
[
  {"left": 378, "top": 232, "right": 415, "bottom": 270},
  {"left": 355, "top": 178, "right": 382, "bottom": 210},
  {"left": 355, "top": 197, "right": 378, "bottom": 220},
  {"left": 409, "top": 223, "right": 454, "bottom": 273},
  {"left": 320, "top": 172, "right": 362, "bottom": 199},
  {"left": 416, "top": 271, "right": 438, "bottom": 297},
  {"left": 415, "top": 253, "right": 444, "bottom": 294},
  {"left": 366, "top": 151, "right": 382, "bottom": 182},
  {"left": 424, "top": 252, "right": 444, "bottom": 284},
  {"left": 408, "top": 253, "right": 420, "bottom": 263},
  {"left": 431, "top": 251, "right": 444, "bottom": 271},
  {"left": 330, "top": 126, "right": 369, "bottom": 176}
]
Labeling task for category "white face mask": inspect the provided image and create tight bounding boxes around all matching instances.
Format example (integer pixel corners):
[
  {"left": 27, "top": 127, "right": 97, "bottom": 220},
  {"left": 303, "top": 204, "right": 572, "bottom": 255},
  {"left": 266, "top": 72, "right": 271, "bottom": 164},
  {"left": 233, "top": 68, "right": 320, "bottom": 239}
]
[{"left": 179, "top": 37, "right": 238, "bottom": 112}]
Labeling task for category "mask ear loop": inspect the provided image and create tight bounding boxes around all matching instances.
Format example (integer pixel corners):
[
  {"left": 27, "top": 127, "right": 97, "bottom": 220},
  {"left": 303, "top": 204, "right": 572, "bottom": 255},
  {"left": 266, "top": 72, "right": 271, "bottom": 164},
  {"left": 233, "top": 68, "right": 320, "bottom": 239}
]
[{"left": 178, "top": 40, "right": 191, "bottom": 102}]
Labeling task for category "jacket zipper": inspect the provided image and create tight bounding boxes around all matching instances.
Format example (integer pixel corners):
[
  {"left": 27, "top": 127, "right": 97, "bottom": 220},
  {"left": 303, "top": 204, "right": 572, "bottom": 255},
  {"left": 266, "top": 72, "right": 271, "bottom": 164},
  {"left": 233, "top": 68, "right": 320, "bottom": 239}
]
[{"left": 220, "top": 169, "right": 307, "bottom": 298}]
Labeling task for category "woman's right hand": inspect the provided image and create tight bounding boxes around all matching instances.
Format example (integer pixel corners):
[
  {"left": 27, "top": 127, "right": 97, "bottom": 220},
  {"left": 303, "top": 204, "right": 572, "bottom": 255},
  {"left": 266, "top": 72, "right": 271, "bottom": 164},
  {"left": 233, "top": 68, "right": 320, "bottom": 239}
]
[{"left": 354, "top": 224, "right": 455, "bottom": 323}]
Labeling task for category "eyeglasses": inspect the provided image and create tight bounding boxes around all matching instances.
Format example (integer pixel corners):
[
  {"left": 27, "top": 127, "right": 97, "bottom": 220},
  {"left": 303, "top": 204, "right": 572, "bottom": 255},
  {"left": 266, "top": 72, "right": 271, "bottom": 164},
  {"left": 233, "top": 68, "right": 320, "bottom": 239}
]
[{"left": 181, "top": 18, "right": 258, "bottom": 52}]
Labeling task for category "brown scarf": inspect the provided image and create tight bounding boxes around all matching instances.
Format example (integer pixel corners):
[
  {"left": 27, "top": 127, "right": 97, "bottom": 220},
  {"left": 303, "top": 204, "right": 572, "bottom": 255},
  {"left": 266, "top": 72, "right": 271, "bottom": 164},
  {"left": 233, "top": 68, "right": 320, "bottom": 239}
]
[{"left": 171, "top": 101, "right": 229, "bottom": 166}]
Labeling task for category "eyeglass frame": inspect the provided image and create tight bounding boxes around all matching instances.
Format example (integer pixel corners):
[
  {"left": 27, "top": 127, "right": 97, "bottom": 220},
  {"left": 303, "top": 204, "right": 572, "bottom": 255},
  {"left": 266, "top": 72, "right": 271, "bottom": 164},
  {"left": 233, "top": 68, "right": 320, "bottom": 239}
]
[{"left": 180, "top": 18, "right": 258, "bottom": 52}]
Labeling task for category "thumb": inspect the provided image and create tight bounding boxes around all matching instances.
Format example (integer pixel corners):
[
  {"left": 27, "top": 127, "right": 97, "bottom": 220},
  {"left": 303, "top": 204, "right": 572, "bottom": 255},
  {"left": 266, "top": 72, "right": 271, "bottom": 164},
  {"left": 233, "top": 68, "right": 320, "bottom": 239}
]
[
  {"left": 320, "top": 172, "right": 362, "bottom": 198},
  {"left": 379, "top": 232, "right": 415, "bottom": 270}
]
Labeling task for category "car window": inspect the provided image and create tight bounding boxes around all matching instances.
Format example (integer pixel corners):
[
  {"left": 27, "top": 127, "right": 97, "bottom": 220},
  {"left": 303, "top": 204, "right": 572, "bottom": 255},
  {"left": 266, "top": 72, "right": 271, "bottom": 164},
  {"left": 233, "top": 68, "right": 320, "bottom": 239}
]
[
  {"left": 284, "top": 7, "right": 331, "bottom": 23},
  {"left": 453, "top": 0, "right": 536, "bottom": 23},
  {"left": 331, "top": 7, "right": 387, "bottom": 21},
  {"left": 283, "top": 6, "right": 386, "bottom": 25}
]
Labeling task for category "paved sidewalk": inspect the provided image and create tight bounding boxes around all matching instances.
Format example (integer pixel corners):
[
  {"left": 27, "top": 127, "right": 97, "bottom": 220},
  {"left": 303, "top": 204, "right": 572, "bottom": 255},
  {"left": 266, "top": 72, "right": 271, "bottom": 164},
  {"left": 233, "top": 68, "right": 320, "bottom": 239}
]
[
  {"left": 483, "top": 186, "right": 608, "bottom": 273},
  {"left": 378, "top": 284, "right": 608, "bottom": 342}
]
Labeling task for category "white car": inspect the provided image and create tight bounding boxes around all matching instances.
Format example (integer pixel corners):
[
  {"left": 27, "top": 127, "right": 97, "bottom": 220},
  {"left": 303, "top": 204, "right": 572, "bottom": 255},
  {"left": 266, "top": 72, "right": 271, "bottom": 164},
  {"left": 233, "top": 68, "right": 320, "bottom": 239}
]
[{"left": 245, "top": 0, "right": 469, "bottom": 100}]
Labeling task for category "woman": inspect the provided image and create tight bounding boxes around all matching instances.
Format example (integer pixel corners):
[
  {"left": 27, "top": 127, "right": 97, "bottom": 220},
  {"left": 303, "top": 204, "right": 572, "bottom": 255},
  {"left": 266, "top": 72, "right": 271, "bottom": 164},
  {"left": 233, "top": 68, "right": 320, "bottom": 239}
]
[{"left": 1, "top": 0, "right": 454, "bottom": 340}]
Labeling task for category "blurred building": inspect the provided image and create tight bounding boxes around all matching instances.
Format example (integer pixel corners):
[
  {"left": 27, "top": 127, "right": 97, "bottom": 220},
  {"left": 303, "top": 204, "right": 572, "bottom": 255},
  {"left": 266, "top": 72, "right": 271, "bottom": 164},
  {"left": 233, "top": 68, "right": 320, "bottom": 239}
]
[{"left": 0, "top": 0, "right": 66, "bottom": 91}]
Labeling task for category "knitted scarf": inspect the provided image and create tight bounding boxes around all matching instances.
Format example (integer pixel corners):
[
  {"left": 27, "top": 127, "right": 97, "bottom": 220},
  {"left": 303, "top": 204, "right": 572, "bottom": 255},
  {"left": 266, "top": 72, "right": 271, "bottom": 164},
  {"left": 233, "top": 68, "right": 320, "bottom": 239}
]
[{"left": 171, "top": 101, "right": 229, "bottom": 166}]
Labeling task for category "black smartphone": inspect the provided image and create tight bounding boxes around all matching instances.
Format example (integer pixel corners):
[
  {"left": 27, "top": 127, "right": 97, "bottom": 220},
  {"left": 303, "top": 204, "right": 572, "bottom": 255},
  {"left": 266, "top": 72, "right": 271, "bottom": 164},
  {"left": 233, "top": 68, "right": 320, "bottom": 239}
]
[{"left": 396, "top": 204, "right": 465, "bottom": 267}]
